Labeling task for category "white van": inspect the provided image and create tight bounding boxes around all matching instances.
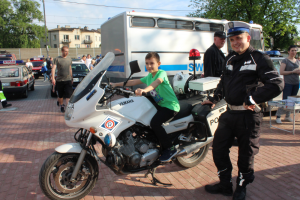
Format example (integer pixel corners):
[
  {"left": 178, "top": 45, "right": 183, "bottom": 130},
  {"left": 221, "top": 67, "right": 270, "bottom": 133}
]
[{"left": 101, "top": 11, "right": 264, "bottom": 82}]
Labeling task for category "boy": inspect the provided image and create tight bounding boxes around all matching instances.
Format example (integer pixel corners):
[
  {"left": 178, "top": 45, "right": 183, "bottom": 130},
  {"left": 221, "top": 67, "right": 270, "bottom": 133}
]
[{"left": 111, "top": 52, "right": 180, "bottom": 162}]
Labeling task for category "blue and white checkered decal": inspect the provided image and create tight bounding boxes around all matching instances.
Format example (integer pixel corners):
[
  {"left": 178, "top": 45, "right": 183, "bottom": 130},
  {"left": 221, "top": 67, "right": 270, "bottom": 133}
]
[{"left": 99, "top": 116, "right": 120, "bottom": 132}]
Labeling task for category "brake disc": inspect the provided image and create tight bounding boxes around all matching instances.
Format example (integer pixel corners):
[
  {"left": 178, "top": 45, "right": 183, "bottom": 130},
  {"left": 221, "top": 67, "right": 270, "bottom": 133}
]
[{"left": 54, "top": 162, "right": 88, "bottom": 193}]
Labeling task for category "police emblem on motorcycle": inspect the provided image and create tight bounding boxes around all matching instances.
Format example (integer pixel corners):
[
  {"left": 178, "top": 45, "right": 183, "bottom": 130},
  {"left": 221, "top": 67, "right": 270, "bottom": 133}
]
[{"left": 99, "top": 116, "right": 120, "bottom": 132}]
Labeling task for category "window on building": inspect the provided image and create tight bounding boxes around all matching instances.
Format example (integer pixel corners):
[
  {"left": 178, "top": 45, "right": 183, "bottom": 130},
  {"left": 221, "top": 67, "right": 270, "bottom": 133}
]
[
  {"left": 63, "top": 35, "right": 69, "bottom": 42},
  {"left": 85, "top": 35, "right": 90, "bottom": 41},
  {"left": 132, "top": 17, "right": 155, "bottom": 27},
  {"left": 54, "top": 44, "right": 57, "bottom": 48},
  {"left": 157, "top": 19, "right": 193, "bottom": 30},
  {"left": 53, "top": 35, "right": 56, "bottom": 41},
  {"left": 75, "top": 44, "right": 80, "bottom": 48},
  {"left": 75, "top": 35, "right": 80, "bottom": 40},
  {"left": 86, "top": 45, "right": 90, "bottom": 48}
]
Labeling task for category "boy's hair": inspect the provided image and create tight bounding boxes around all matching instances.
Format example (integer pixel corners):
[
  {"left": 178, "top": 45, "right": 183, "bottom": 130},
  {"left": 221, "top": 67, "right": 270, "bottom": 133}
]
[{"left": 145, "top": 52, "right": 160, "bottom": 62}]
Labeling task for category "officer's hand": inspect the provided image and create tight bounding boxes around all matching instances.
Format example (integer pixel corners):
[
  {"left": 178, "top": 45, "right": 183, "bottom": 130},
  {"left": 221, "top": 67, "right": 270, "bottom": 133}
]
[
  {"left": 202, "top": 100, "right": 215, "bottom": 109},
  {"left": 243, "top": 102, "right": 255, "bottom": 111}
]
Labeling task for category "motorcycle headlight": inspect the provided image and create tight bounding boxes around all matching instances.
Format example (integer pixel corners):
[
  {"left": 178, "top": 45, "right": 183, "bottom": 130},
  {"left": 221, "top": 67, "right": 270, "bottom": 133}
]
[
  {"left": 64, "top": 103, "right": 74, "bottom": 120},
  {"left": 104, "top": 133, "right": 116, "bottom": 147}
]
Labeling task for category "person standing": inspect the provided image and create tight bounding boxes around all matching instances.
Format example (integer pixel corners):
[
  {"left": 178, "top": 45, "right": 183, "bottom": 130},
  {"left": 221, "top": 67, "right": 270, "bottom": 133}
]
[
  {"left": 52, "top": 46, "right": 73, "bottom": 113},
  {"left": 47, "top": 57, "right": 53, "bottom": 76},
  {"left": 203, "top": 31, "right": 226, "bottom": 77},
  {"left": 276, "top": 45, "right": 300, "bottom": 123},
  {"left": 81, "top": 55, "right": 86, "bottom": 65},
  {"left": 202, "top": 22, "right": 283, "bottom": 200},
  {"left": 89, "top": 60, "right": 95, "bottom": 71},
  {"left": 25, "top": 59, "right": 33, "bottom": 71},
  {"left": 42, "top": 58, "right": 49, "bottom": 81},
  {"left": 86, "top": 54, "right": 92, "bottom": 68}
]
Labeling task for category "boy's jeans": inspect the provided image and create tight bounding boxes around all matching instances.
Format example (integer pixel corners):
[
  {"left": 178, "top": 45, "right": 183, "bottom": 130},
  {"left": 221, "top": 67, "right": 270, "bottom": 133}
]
[{"left": 44, "top": 73, "right": 49, "bottom": 81}]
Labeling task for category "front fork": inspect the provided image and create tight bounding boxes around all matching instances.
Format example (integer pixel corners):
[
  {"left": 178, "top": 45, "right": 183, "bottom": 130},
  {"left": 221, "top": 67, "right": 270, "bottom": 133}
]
[{"left": 70, "top": 129, "right": 93, "bottom": 182}]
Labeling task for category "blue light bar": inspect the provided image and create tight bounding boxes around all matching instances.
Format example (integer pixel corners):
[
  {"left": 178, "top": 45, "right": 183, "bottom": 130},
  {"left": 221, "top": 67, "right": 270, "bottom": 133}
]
[
  {"left": 0, "top": 60, "right": 24, "bottom": 65},
  {"left": 0, "top": 54, "right": 12, "bottom": 57}
]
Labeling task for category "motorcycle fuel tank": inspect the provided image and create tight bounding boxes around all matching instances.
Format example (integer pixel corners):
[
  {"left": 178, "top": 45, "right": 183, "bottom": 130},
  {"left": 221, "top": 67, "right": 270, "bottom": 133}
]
[{"left": 109, "top": 96, "right": 157, "bottom": 126}]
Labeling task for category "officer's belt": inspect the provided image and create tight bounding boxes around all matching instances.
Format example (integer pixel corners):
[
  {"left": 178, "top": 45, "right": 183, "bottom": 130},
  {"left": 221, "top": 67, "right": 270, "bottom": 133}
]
[{"left": 228, "top": 104, "right": 247, "bottom": 111}]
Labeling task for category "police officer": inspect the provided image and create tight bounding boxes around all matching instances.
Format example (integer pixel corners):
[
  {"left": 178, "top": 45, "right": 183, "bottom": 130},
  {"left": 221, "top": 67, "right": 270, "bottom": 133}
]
[
  {"left": 203, "top": 31, "right": 226, "bottom": 77},
  {"left": 202, "top": 22, "right": 284, "bottom": 200}
]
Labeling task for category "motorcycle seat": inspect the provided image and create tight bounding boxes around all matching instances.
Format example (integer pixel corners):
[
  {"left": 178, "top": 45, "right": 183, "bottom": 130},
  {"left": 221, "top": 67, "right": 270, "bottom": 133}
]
[{"left": 169, "top": 101, "right": 194, "bottom": 122}]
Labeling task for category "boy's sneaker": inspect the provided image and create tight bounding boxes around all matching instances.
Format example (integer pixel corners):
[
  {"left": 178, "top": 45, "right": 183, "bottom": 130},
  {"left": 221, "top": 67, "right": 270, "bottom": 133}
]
[
  {"left": 285, "top": 116, "right": 293, "bottom": 122},
  {"left": 275, "top": 118, "right": 282, "bottom": 124},
  {"left": 159, "top": 146, "right": 178, "bottom": 162},
  {"left": 61, "top": 105, "right": 65, "bottom": 113}
]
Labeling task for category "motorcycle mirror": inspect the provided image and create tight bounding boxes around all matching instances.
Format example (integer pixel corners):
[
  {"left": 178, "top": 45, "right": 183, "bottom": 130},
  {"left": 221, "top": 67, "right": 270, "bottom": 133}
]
[{"left": 129, "top": 60, "right": 141, "bottom": 75}]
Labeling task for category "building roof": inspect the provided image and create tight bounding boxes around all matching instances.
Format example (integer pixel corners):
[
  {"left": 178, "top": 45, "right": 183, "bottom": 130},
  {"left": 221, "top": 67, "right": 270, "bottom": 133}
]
[{"left": 48, "top": 27, "right": 101, "bottom": 33}]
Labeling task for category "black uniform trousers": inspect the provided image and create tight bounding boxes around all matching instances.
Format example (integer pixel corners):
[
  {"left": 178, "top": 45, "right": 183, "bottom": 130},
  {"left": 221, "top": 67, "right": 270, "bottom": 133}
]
[{"left": 212, "top": 109, "right": 262, "bottom": 187}]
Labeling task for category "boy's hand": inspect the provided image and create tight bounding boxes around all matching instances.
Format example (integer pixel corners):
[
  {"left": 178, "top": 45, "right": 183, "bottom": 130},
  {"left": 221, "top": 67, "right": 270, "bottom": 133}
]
[{"left": 135, "top": 88, "right": 145, "bottom": 96}]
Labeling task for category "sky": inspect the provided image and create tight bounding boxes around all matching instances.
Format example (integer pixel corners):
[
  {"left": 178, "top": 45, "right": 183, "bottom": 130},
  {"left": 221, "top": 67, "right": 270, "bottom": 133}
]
[
  {"left": 34, "top": 0, "right": 300, "bottom": 34},
  {"left": 35, "top": 0, "right": 194, "bottom": 30}
]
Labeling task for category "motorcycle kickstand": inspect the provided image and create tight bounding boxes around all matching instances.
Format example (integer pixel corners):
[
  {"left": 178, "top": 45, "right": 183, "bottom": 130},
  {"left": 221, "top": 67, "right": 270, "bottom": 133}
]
[{"left": 145, "top": 167, "right": 172, "bottom": 186}]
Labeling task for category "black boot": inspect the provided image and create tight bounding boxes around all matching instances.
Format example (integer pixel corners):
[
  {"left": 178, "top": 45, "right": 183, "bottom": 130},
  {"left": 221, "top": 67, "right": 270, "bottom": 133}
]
[
  {"left": 233, "top": 186, "right": 246, "bottom": 200},
  {"left": 2, "top": 100, "right": 11, "bottom": 108},
  {"left": 205, "top": 182, "right": 233, "bottom": 196}
]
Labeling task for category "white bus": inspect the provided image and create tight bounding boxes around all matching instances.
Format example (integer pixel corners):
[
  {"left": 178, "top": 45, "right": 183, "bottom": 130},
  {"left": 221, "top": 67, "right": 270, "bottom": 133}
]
[{"left": 101, "top": 11, "right": 264, "bottom": 82}]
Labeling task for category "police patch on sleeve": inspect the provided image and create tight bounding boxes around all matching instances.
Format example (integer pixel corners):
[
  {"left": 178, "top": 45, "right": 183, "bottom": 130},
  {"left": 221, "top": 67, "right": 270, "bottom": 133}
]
[{"left": 99, "top": 116, "right": 121, "bottom": 132}]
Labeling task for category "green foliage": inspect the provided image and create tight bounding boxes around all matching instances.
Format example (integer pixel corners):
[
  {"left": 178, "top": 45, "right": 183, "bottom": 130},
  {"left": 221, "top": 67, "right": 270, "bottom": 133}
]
[
  {"left": 0, "top": 0, "right": 45, "bottom": 48},
  {"left": 188, "top": 0, "right": 300, "bottom": 50}
]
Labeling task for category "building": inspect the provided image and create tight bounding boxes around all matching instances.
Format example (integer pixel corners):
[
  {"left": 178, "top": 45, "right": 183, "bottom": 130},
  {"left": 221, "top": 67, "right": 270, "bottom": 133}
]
[{"left": 41, "top": 25, "right": 101, "bottom": 48}]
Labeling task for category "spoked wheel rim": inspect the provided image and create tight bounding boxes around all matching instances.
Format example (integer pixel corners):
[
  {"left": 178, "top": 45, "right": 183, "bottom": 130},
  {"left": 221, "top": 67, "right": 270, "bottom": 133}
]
[
  {"left": 46, "top": 155, "right": 94, "bottom": 199},
  {"left": 180, "top": 146, "right": 206, "bottom": 163}
]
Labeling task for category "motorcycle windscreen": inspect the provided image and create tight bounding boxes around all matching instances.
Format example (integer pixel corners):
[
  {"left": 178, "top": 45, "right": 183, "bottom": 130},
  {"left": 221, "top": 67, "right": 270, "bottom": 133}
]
[{"left": 69, "top": 52, "right": 115, "bottom": 103}]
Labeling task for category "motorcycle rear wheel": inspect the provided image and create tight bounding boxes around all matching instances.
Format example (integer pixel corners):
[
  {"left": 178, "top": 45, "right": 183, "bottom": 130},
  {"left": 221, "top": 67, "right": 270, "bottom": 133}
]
[
  {"left": 39, "top": 152, "right": 98, "bottom": 200},
  {"left": 174, "top": 144, "right": 209, "bottom": 168}
]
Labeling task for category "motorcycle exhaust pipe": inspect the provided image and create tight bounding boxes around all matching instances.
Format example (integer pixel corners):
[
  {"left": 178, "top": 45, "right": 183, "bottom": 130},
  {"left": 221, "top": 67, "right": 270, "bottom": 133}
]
[{"left": 176, "top": 136, "right": 214, "bottom": 157}]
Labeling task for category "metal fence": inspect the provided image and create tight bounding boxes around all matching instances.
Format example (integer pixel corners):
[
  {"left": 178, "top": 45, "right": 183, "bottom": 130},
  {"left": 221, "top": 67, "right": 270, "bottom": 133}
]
[{"left": 0, "top": 48, "right": 102, "bottom": 61}]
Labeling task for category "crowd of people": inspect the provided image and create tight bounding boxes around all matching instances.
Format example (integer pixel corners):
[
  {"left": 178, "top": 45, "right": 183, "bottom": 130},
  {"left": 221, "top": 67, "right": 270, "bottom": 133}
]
[{"left": 80, "top": 54, "right": 101, "bottom": 70}]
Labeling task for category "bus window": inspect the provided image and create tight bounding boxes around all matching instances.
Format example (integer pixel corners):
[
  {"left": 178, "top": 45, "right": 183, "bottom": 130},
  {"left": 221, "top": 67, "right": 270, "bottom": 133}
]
[
  {"left": 250, "top": 29, "right": 262, "bottom": 50},
  {"left": 132, "top": 17, "right": 155, "bottom": 27},
  {"left": 195, "top": 23, "right": 224, "bottom": 31},
  {"left": 157, "top": 19, "right": 193, "bottom": 30}
]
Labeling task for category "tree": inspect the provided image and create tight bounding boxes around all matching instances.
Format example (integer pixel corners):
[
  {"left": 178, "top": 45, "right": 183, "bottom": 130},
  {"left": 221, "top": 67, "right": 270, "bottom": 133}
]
[
  {"left": 0, "top": 0, "right": 45, "bottom": 48},
  {"left": 188, "top": 0, "right": 300, "bottom": 50}
]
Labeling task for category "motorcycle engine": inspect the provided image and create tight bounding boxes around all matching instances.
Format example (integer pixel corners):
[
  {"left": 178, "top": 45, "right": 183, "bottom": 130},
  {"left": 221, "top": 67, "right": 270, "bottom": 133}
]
[{"left": 106, "top": 131, "right": 159, "bottom": 168}]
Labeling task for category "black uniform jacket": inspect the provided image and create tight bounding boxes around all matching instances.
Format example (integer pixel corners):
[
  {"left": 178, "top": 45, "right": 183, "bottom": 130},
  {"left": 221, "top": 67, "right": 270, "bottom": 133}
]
[
  {"left": 209, "top": 46, "right": 284, "bottom": 105},
  {"left": 204, "top": 43, "right": 225, "bottom": 77}
]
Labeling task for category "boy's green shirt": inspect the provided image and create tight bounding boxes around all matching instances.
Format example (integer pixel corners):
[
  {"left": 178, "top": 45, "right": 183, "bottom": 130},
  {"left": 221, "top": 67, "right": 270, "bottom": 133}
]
[{"left": 140, "top": 70, "right": 180, "bottom": 112}]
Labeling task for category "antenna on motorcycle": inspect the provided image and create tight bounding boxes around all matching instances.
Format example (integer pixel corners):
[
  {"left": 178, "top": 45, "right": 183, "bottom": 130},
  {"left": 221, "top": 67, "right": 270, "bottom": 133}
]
[{"left": 123, "top": 60, "right": 141, "bottom": 87}]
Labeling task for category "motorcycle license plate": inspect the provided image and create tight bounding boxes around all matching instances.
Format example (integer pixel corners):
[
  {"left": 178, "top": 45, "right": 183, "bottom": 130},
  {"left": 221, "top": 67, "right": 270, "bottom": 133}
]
[{"left": 73, "top": 78, "right": 79, "bottom": 82}]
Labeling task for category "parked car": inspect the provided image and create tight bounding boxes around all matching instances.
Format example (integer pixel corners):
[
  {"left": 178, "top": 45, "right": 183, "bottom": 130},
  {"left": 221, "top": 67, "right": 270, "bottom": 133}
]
[
  {"left": 50, "top": 62, "right": 89, "bottom": 97},
  {"left": 0, "top": 51, "right": 18, "bottom": 66},
  {"left": 30, "top": 57, "right": 44, "bottom": 79},
  {"left": 0, "top": 64, "right": 35, "bottom": 98}
]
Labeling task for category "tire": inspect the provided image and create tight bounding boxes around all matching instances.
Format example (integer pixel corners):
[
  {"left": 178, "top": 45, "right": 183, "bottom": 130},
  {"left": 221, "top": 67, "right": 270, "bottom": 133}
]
[
  {"left": 39, "top": 152, "right": 99, "bottom": 200},
  {"left": 174, "top": 144, "right": 209, "bottom": 168},
  {"left": 30, "top": 83, "right": 35, "bottom": 91},
  {"left": 23, "top": 87, "right": 28, "bottom": 98}
]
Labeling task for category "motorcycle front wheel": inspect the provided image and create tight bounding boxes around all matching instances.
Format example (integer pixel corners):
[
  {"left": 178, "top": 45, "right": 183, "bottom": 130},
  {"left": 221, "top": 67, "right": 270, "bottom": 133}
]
[
  {"left": 39, "top": 152, "right": 98, "bottom": 200},
  {"left": 174, "top": 144, "right": 209, "bottom": 168}
]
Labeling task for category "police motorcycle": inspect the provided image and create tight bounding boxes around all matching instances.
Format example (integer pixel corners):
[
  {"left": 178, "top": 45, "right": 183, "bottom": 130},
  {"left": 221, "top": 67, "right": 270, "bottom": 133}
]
[{"left": 39, "top": 52, "right": 227, "bottom": 200}]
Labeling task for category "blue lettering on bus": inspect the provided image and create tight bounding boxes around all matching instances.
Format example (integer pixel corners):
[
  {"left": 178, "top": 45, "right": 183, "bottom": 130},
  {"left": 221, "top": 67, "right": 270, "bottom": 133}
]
[{"left": 189, "top": 63, "right": 203, "bottom": 72}]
